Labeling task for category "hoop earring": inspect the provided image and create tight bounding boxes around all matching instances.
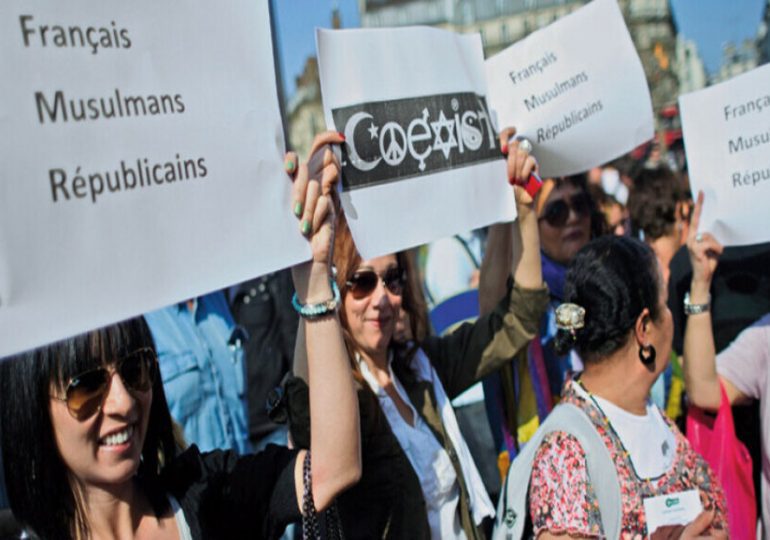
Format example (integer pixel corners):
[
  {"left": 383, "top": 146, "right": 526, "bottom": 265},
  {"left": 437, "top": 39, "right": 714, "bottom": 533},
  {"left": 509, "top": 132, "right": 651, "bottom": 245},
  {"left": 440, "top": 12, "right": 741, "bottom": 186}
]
[{"left": 639, "top": 344, "right": 656, "bottom": 371}]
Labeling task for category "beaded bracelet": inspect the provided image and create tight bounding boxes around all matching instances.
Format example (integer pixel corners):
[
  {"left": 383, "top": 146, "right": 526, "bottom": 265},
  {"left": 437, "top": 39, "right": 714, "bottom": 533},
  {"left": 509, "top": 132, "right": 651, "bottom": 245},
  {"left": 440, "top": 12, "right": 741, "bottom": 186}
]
[{"left": 291, "top": 280, "right": 341, "bottom": 319}]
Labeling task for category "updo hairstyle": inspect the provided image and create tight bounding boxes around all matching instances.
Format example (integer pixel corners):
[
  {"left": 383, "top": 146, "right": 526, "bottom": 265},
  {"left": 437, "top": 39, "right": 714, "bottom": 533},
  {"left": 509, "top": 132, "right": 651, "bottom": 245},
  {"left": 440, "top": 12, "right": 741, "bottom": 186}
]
[{"left": 553, "top": 236, "right": 661, "bottom": 363}]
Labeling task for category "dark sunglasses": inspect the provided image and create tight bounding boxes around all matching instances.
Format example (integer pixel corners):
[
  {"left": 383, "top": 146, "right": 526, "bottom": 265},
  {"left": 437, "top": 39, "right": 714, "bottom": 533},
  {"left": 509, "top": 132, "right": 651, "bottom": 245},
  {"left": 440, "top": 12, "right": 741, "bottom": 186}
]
[
  {"left": 52, "top": 347, "right": 156, "bottom": 420},
  {"left": 345, "top": 268, "right": 406, "bottom": 299},
  {"left": 539, "top": 192, "right": 591, "bottom": 228}
]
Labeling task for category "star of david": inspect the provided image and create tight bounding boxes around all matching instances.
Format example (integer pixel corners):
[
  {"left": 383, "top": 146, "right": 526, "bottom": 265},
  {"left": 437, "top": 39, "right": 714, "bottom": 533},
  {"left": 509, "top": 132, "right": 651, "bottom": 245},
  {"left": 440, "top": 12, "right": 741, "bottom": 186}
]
[
  {"left": 431, "top": 110, "right": 457, "bottom": 160},
  {"left": 367, "top": 122, "right": 379, "bottom": 140}
]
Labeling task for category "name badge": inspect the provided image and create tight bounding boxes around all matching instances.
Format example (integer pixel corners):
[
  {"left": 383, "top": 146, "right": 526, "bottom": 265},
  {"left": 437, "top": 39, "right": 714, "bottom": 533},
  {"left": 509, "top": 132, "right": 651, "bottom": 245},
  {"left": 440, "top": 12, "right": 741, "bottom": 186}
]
[{"left": 644, "top": 489, "right": 702, "bottom": 537}]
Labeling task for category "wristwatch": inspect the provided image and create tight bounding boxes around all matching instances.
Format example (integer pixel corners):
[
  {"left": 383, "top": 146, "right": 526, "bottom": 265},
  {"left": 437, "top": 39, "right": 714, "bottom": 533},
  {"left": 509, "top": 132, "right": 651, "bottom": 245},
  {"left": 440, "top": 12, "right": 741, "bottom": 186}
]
[{"left": 684, "top": 292, "right": 710, "bottom": 315}]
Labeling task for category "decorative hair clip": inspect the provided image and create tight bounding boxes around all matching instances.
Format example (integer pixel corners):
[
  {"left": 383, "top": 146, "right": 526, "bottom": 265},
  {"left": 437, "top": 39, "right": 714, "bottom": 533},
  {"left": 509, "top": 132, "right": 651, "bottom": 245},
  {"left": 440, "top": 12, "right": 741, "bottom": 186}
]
[{"left": 555, "top": 303, "right": 586, "bottom": 336}]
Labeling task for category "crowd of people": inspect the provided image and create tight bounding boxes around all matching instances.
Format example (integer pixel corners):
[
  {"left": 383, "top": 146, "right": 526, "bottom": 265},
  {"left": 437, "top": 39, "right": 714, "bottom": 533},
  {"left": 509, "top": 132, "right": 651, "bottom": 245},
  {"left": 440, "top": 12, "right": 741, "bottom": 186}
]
[{"left": 0, "top": 117, "right": 767, "bottom": 540}]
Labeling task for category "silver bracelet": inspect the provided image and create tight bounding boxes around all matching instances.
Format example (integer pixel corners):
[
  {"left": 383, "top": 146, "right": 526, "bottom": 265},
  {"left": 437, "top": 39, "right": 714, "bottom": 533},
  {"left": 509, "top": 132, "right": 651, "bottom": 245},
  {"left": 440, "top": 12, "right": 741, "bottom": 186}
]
[{"left": 684, "top": 292, "right": 710, "bottom": 315}]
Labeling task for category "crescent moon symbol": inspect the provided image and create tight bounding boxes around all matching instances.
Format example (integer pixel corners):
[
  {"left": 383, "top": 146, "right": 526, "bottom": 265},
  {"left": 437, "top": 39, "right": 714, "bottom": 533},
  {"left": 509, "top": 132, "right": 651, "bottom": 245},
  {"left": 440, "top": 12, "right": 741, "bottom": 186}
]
[{"left": 344, "top": 111, "right": 381, "bottom": 172}]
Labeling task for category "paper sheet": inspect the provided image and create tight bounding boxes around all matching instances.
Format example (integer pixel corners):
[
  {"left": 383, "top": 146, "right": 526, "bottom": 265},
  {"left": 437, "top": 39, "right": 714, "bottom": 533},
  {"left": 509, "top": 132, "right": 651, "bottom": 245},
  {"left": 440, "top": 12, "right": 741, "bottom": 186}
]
[
  {"left": 316, "top": 26, "right": 516, "bottom": 259},
  {"left": 485, "top": 0, "right": 654, "bottom": 178},
  {"left": 680, "top": 63, "right": 770, "bottom": 246},
  {"left": 0, "top": 1, "right": 307, "bottom": 357}
]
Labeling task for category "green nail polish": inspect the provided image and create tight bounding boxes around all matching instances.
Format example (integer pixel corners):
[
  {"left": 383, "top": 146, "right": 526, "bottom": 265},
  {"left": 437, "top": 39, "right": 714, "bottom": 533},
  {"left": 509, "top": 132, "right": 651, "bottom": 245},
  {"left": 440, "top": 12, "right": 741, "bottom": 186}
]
[
  {"left": 301, "top": 220, "right": 311, "bottom": 235},
  {"left": 294, "top": 202, "right": 303, "bottom": 217},
  {"left": 286, "top": 159, "right": 295, "bottom": 171}
]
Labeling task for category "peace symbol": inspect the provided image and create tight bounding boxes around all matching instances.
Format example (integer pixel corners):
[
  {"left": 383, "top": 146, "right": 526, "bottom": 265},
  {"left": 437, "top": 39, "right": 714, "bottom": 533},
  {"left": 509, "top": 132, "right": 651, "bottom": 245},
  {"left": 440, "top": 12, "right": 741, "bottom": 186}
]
[{"left": 379, "top": 121, "right": 407, "bottom": 166}]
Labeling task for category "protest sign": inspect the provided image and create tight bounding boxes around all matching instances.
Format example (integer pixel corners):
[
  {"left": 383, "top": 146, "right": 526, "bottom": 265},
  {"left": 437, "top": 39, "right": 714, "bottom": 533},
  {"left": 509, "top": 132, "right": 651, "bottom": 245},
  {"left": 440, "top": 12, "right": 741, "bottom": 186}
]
[
  {"left": 0, "top": 1, "right": 306, "bottom": 357},
  {"left": 316, "top": 26, "right": 516, "bottom": 259},
  {"left": 485, "top": 0, "right": 654, "bottom": 178},
  {"left": 680, "top": 64, "right": 770, "bottom": 246}
]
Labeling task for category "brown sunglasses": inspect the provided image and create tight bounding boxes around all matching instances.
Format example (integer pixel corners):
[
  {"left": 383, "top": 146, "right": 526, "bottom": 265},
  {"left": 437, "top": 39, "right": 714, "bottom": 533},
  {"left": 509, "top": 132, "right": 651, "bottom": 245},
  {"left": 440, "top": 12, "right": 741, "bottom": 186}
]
[
  {"left": 51, "top": 347, "right": 156, "bottom": 420},
  {"left": 345, "top": 268, "right": 406, "bottom": 300}
]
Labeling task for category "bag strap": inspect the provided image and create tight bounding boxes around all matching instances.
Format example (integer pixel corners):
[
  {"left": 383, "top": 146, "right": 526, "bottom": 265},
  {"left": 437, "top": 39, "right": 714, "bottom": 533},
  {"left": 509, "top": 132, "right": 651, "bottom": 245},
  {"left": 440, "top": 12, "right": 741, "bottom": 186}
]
[
  {"left": 453, "top": 234, "right": 481, "bottom": 269},
  {"left": 494, "top": 403, "right": 622, "bottom": 539}
]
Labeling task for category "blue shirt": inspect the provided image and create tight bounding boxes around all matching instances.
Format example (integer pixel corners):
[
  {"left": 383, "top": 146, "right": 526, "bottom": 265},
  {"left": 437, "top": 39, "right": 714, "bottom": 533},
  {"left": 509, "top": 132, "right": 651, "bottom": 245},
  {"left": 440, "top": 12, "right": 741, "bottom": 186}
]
[{"left": 144, "top": 291, "right": 251, "bottom": 454}]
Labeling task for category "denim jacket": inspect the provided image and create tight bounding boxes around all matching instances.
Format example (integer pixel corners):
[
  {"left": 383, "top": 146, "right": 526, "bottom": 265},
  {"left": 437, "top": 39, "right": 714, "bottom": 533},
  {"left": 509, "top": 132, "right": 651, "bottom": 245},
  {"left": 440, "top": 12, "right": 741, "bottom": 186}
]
[{"left": 144, "top": 291, "right": 250, "bottom": 454}]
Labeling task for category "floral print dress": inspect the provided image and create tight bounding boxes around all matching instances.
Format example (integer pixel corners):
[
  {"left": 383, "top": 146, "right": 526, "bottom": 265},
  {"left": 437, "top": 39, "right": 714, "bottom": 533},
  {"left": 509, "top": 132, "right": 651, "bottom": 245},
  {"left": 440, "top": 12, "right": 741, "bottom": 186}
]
[{"left": 528, "top": 380, "right": 727, "bottom": 539}]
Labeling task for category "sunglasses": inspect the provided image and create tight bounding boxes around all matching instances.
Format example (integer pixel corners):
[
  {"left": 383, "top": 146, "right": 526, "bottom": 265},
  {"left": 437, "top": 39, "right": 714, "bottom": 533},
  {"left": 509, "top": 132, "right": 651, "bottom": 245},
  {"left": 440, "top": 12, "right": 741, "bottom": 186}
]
[
  {"left": 540, "top": 192, "right": 591, "bottom": 228},
  {"left": 345, "top": 268, "right": 406, "bottom": 299},
  {"left": 52, "top": 347, "right": 156, "bottom": 420}
]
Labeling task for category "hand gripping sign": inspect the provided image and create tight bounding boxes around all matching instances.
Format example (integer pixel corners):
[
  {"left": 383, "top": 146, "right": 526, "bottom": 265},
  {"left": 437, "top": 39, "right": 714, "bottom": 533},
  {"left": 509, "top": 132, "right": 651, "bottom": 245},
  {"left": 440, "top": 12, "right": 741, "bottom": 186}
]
[
  {"left": 0, "top": 1, "right": 304, "bottom": 357},
  {"left": 316, "top": 26, "right": 516, "bottom": 259},
  {"left": 680, "top": 63, "right": 770, "bottom": 246},
  {"left": 485, "top": 0, "right": 654, "bottom": 178}
]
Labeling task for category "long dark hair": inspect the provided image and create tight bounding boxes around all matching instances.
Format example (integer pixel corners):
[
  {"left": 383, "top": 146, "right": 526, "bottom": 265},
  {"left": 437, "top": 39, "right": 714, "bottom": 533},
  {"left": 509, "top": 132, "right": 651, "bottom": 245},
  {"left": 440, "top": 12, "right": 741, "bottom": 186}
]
[
  {"left": 0, "top": 318, "right": 177, "bottom": 539},
  {"left": 553, "top": 236, "right": 661, "bottom": 364}
]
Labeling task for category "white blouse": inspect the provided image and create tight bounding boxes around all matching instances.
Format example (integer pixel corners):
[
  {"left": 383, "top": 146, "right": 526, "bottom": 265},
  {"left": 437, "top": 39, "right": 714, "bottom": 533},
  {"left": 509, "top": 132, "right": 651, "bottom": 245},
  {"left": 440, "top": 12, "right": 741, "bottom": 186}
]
[{"left": 358, "top": 356, "right": 467, "bottom": 540}]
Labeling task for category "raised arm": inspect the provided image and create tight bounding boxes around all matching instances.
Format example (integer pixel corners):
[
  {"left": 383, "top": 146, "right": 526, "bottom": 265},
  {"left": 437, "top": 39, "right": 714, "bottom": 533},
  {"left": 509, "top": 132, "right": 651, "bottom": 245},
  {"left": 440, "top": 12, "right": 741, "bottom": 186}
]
[
  {"left": 479, "top": 127, "right": 542, "bottom": 315},
  {"left": 682, "top": 192, "right": 745, "bottom": 410},
  {"left": 288, "top": 132, "right": 361, "bottom": 511}
]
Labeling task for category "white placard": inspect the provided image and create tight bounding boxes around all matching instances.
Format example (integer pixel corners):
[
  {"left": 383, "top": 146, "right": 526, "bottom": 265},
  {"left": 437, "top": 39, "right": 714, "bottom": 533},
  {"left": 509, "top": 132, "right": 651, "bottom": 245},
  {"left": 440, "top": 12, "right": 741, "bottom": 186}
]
[
  {"left": 643, "top": 489, "right": 702, "bottom": 537},
  {"left": 485, "top": 0, "right": 654, "bottom": 178},
  {"left": 0, "top": 1, "right": 308, "bottom": 358},
  {"left": 316, "top": 27, "right": 516, "bottom": 259},
  {"left": 680, "top": 64, "right": 770, "bottom": 246}
]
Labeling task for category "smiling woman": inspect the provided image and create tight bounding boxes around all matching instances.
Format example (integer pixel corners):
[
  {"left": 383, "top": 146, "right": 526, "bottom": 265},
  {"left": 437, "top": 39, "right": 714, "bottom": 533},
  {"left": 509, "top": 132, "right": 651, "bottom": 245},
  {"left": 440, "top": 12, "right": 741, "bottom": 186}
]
[
  {"left": 0, "top": 132, "right": 361, "bottom": 540},
  {"left": 282, "top": 128, "right": 549, "bottom": 540}
]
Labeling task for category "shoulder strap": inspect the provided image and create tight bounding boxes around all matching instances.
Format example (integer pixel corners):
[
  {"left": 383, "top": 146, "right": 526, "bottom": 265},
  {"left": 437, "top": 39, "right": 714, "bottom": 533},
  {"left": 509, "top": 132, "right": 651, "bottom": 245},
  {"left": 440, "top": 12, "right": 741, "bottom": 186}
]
[
  {"left": 493, "top": 403, "right": 622, "bottom": 539},
  {"left": 453, "top": 234, "right": 481, "bottom": 269}
]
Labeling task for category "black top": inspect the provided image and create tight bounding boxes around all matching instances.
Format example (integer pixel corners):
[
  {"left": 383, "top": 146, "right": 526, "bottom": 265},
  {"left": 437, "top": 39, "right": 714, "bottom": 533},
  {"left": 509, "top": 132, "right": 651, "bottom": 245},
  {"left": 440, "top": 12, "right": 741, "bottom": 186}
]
[{"left": 162, "top": 444, "right": 300, "bottom": 539}]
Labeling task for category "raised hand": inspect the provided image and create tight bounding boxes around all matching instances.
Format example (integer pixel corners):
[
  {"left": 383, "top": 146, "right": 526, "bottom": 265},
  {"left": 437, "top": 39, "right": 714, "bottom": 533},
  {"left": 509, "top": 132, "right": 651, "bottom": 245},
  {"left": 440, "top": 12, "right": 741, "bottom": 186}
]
[
  {"left": 499, "top": 126, "right": 538, "bottom": 209},
  {"left": 686, "top": 191, "right": 723, "bottom": 296},
  {"left": 287, "top": 131, "right": 344, "bottom": 267}
]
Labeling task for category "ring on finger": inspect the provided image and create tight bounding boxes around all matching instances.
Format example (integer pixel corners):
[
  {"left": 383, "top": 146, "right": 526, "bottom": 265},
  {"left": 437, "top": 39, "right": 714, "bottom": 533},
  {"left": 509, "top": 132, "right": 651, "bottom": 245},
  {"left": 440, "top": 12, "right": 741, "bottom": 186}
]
[
  {"left": 695, "top": 232, "right": 703, "bottom": 243},
  {"left": 518, "top": 138, "right": 533, "bottom": 154}
]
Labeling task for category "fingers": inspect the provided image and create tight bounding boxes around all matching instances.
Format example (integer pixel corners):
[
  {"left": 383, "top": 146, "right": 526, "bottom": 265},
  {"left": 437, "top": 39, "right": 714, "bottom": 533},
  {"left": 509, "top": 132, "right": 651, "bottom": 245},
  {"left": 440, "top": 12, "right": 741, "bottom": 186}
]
[
  {"left": 308, "top": 130, "right": 345, "bottom": 160},
  {"left": 312, "top": 193, "right": 334, "bottom": 233},
  {"left": 681, "top": 511, "right": 713, "bottom": 539},
  {"left": 300, "top": 177, "right": 321, "bottom": 236},
  {"left": 688, "top": 190, "right": 705, "bottom": 240},
  {"left": 499, "top": 127, "right": 517, "bottom": 154},
  {"left": 498, "top": 125, "right": 537, "bottom": 185},
  {"left": 291, "top": 162, "right": 310, "bottom": 218},
  {"left": 285, "top": 152, "right": 298, "bottom": 177},
  {"left": 289, "top": 131, "right": 345, "bottom": 233},
  {"left": 506, "top": 141, "right": 538, "bottom": 185}
]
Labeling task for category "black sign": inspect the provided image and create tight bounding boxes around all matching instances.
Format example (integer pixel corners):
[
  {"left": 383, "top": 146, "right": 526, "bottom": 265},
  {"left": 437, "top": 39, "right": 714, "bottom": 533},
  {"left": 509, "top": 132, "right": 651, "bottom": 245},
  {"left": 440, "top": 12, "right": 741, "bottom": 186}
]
[{"left": 332, "top": 92, "right": 501, "bottom": 191}]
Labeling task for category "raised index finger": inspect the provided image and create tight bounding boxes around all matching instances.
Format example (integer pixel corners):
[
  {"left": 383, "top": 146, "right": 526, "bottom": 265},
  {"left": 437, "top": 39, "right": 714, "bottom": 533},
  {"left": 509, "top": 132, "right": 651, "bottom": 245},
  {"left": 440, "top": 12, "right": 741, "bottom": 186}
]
[{"left": 689, "top": 190, "right": 705, "bottom": 238}]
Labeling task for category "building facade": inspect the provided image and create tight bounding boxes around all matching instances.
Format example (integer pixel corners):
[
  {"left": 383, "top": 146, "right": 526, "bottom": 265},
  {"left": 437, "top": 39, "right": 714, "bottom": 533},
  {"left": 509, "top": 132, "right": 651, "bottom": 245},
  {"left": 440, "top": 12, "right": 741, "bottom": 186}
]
[{"left": 359, "top": 0, "right": 680, "bottom": 114}]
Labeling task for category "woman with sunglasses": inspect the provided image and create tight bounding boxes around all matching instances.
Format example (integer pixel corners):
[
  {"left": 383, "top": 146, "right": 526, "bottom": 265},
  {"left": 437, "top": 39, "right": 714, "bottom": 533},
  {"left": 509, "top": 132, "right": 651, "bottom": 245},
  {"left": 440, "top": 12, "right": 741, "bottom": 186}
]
[
  {"left": 481, "top": 170, "right": 604, "bottom": 477},
  {"left": 0, "top": 132, "right": 362, "bottom": 540},
  {"left": 281, "top": 130, "right": 549, "bottom": 539}
]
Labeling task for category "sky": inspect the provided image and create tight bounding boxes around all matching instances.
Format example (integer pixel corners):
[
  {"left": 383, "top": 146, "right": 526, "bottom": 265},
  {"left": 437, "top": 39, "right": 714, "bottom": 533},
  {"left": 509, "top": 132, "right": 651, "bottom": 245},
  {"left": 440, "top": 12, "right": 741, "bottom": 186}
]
[
  {"left": 270, "top": 0, "right": 360, "bottom": 99},
  {"left": 669, "top": 0, "right": 765, "bottom": 75},
  {"left": 272, "top": 0, "right": 767, "bottom": 101}
]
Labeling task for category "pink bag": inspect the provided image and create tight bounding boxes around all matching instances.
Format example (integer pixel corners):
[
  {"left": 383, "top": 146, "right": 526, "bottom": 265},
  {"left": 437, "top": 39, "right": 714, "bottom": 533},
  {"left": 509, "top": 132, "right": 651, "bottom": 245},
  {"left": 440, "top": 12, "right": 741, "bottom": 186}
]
[{"left": 686, "top": 382, "right": 756, "bottom": 539}]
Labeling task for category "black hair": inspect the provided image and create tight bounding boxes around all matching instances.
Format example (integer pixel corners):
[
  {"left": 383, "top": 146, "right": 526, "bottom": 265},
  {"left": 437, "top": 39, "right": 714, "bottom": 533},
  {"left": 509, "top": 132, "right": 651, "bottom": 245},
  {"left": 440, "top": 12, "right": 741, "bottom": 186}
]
[
  {"left": 627, "top": 167, "right": 689, "bottom": 240},
  {"left": 544, "top": 174, "right": 607, "bottom": 239},
  {"left": 554, "top": 236, "right": 661, "bottom": 363},
  {"left": 0, "top": 318, "right": 177, "bottom": 539}
]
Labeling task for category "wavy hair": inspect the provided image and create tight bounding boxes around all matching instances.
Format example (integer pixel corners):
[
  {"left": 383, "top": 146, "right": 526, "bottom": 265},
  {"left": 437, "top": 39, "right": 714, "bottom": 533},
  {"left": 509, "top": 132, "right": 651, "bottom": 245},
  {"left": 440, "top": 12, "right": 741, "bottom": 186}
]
[{"left": 332, "top": 213, "right": 430, "bottom": 383}]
